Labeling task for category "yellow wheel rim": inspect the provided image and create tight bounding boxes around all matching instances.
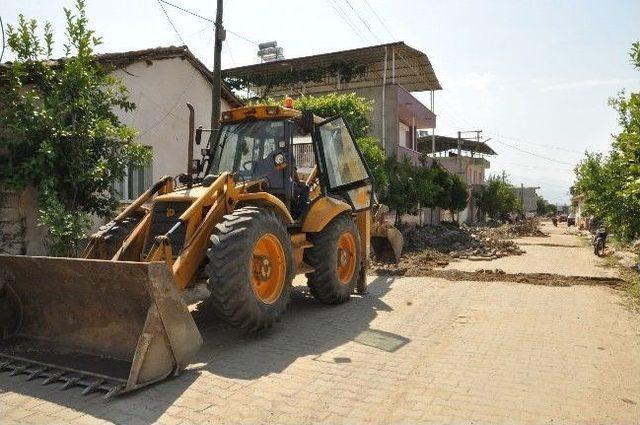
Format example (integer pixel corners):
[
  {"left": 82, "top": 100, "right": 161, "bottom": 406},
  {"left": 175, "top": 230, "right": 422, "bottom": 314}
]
[
  {"left": 336, "top": 232, "right": 357, "bottom": 284},
  {"left": 251, "top": 233, "right": 286, "bottom": 304}
]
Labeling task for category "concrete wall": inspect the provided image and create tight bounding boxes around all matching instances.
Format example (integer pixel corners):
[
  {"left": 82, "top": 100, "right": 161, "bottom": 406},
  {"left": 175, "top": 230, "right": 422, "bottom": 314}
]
[
  {"left": 0, "top": 187, "right": 49, "bottom": 255},
  {"left": 350, "top": 84, "right": 399, "bottom": 156},
  {"left": 511, "top": 187, "right": 539, "bottom": 213},
  {"left": 112, "top": 57, "right": 231, "bottom": 190}
]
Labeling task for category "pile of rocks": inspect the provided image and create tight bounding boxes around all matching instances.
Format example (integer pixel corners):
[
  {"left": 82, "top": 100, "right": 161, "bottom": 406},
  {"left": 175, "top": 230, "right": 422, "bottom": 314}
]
[
  {"left": 469, "top": 219, "right": 547, "bottom": 240},
  {"left": 449, "top": 238, "right": 524, "bottom": 261},
  {"left": 401, "top": 222, "right": 525, "bottom": 260},
  {"left": 372, "top": 223, "right": 527, "bottom": 275}
]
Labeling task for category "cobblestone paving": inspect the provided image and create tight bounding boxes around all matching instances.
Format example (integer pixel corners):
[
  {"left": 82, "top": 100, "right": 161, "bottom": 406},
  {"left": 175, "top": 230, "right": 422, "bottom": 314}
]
[{"left": 1, "top": 229, "right": 639, "bottom": 424}]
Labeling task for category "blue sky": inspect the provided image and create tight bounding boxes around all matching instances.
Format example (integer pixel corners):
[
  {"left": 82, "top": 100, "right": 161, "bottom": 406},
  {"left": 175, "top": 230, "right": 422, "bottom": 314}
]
[{"left": 2, "top": 0, "right": 639, "bottom": 204}]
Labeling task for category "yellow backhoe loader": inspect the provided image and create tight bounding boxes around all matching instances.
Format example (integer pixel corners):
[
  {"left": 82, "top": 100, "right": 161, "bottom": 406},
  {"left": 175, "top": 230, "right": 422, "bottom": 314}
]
[{"left": 0, "top": 104, "right": 402, "bottom": 398}]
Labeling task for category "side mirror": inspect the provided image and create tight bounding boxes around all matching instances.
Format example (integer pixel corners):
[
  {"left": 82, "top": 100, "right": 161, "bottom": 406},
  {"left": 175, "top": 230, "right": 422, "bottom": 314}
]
[{"left": 195, "top": 126, "right": 203, "bottom": 145}]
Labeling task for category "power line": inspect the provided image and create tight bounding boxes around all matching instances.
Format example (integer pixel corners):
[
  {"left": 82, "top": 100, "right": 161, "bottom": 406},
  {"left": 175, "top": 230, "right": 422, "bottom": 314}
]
[
  {"left": 434, "top": 94, "right": 582, "bottom": 157},
  {"left": 158, "top": 0, "right": 257, "bottom": 45},
  {"left": 491, "top": 138, "right": 575, "bottom": 166},
  {"left": 326, "top": 0, "right": 369, "bottom": 44},
  {"left": 361, "top": 0, "right": 394, "bottom": 39},
  {"left": 341, "top": 0, "right": 380, "bottom": 42},
  {"left": 158, "top": 0, "right": 210, "bottom": 23},
  {"left": 485, "top": 130, "right": 582, "bottom": 155},
  {"left": 156, "top": 0, "right": 185, "bottom": 44}
]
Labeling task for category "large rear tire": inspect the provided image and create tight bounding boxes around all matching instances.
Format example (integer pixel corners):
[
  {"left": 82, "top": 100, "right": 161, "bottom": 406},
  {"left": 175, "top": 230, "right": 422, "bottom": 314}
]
[
  {"left": 206, "top": 206, "right": 294, "bottom": 331},
  {"left": 305, "top": 214, "right": 362, "bottom": 304}
]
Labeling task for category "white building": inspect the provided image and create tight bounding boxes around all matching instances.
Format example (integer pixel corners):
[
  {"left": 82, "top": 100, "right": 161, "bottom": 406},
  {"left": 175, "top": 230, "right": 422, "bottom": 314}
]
[
  {"left": 0, "top": 46, "right": 242, "bottom": 255},
  {"left": 99, "top": 46, "right": 242, "bottom": 200}
]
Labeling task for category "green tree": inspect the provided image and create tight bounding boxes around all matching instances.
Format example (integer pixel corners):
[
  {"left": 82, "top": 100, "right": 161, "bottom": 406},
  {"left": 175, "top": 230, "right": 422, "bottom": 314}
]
[
  {"left": 382, "top": 156, "right": 414, "bottom": 225},
  {"left": 294, "top": 93, "right": 371, "bottom": 139},
  {"left": 0, "top": 0, "right": 150, "bottom": 256},
  {"left": 442, "top": 173, "right": 469, "bottom": 222},
  {"left": 291, "top": 93, "right": 388, "bottom": 190},
  {"left": 573, "top": 42, "right": 640, "bottom": 241},
  {"left": 473, "top": 173, "right": 520, "bottom": 221},
  {"left": 536, "top": 196, "right": 557, "bottom": 215}
]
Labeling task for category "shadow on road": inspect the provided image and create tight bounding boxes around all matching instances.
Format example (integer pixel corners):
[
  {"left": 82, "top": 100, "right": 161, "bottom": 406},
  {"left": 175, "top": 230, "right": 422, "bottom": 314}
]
[
  {"left": 0, "top": 275, "right": 402, "bottom": 423},
  {"left": 192, "top": 275, "right": 398, "bottom": 380}
]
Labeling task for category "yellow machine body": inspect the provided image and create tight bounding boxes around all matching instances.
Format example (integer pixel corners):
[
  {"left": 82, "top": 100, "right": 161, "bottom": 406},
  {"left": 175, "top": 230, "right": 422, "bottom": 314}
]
[{"left": 0, "top": 105, "right": 399, "bottom": 397}]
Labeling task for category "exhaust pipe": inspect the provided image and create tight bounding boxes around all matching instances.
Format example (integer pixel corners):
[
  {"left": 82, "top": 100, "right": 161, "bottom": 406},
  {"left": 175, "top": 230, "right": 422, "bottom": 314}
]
[{"left": 186, "top": 103, "right": 195, "bottom": 187}]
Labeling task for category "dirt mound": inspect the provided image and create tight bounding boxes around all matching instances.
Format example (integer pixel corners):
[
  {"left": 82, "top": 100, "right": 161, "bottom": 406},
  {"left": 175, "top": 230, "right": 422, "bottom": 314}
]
[
  {"left": 371, "top": 220, "right": 552, "bottom": 275},
  {"left": 372, "top": 249, "right": 450, "bottom": 277},
  {"left": 398, "top": 222, "right": 524, "bottom": 261},
  {"left": 372, "top": 266, "right": 624, "bottom": 287}
]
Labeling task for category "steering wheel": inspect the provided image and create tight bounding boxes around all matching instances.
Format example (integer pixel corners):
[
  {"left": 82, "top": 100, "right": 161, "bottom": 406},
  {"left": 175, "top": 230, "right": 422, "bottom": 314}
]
[{"left": 242, "top": 160, "right": 255, "bottom": 171}]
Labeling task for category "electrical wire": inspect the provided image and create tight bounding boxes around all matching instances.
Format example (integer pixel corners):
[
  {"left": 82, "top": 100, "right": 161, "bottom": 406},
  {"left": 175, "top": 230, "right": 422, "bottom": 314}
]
[
  {"left": 485, "top": 130, "right": 582, "bottom": 155},
  {"left": 362, "top": 0, "right": 395, "bottom": 39},
  {"left": 490, "top": 138, "right": 575, "bottom": 166},
  {"left": 326, "top": 0, "right": 369, "bottom": 44},
  {"left": 156, "top": 0, "right": 185, "bottom": 45},
  {"left": 341, "top": 0, "right": 380, "bottom": 42},
  {"left": 158, "top": 0, "right": 258, "bottom": 45}
]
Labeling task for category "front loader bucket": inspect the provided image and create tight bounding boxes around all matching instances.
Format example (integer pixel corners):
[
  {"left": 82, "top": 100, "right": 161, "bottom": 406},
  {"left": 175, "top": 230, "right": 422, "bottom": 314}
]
[
  {"left": 0, "top": 255, "right": 202, "bottom": 398},
  {"left": 371, "top": 226, "right": 404, "bottom": 264}
]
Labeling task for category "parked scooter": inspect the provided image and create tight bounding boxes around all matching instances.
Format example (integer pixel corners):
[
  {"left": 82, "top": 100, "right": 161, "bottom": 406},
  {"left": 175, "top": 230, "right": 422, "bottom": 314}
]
[{"left": 593, "top": 227, "right": 607, "bottom": 256}]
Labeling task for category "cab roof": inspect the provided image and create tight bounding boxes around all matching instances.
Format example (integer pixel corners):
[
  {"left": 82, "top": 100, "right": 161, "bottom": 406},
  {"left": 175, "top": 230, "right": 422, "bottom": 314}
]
[{"left": 220, "top": 105, "right": 324, "bottom": 124}]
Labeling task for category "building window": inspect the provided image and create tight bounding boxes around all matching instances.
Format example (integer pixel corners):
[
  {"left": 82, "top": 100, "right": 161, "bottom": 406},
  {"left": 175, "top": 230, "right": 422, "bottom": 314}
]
[{"left": 115, "top": 147, "right": 153, "bottom": 201}]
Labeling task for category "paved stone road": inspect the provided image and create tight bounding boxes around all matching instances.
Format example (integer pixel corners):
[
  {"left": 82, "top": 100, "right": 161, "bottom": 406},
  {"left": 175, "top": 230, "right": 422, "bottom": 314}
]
[
  {"left": 1, "top": 223, "right": 639, "bottom": 424},
  {"left": 444, "top": 222, "right": 618, "bottom": 278}
]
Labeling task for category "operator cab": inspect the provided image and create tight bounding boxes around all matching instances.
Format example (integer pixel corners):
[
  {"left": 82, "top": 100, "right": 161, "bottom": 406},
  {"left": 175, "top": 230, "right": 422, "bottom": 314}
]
[{"left": 203, "top": 105, "right": 374, "bottom": 221}]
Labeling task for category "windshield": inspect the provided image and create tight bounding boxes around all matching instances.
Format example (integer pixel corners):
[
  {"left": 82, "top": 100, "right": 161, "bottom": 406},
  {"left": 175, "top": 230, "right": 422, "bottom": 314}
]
[
  {"left": 318, "top": 117, "right": 369, "bottom": 188},
  {"left": 210, "top": 120, "right": 286, "bottom": 180}
]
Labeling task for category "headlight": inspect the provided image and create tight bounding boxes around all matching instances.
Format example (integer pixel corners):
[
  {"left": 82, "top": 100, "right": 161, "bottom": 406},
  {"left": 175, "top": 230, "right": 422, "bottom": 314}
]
[
  {"left": 221, "top": 111, "right": 232, "bottom": 121},
  {"left": 274, "top": 153, "right": 285, "bottom": 165}
]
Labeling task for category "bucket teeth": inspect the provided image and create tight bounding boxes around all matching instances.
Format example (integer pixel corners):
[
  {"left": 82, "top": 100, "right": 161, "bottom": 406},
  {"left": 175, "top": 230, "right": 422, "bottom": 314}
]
[
  {"left": 9, "top": 364, "right": 27, "bottom": 376},
  {"left": 0, "top": 355, "right": 124, "bottom": 398},
  {"left": 0, "top": 360, "right": 14, "bottom": 369},
  {"left": 43, "top": 371, "right": 65, "bottom": 385},
  {"left": 104, "top": 385, "right": 122, "bottom": 399},
  {"left": 61, "top": 376, "right": 81, "bottom": 390},
  {"left": 82, "top": 379, "right": 104, "bottom": 395},
  {"left": 26, "top": 367, "right": 48, "bottom": 381}
]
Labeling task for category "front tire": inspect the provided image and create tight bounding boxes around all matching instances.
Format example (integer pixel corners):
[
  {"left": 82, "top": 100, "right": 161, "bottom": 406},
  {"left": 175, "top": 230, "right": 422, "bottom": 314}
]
[
  {"left": 305, "top": 214, "right": 362, "bottom": 304},
  {"left": 206, "top": 206, "right": 294, "bottom": 331}
]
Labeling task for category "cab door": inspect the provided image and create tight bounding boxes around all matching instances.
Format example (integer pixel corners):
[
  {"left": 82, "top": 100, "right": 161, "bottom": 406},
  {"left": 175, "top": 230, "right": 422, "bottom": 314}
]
[{"left": 313, "top": 116, "right": 374, "bottom": 211}]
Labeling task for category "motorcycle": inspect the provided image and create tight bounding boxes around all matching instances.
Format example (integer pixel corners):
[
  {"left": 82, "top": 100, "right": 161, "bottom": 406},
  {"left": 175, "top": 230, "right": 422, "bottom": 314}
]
[{"left": 593, "top": 227, "right": 607, "bottom": 256}]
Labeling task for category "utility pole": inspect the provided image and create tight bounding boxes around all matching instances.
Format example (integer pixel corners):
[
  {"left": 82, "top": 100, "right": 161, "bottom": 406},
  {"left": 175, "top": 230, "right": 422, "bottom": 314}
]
[
  {"left": 457, "top": 131, "right": 462, "bottom": 177},
  {"left": 210, "top": 0, "right": 225, "bottom": 136}
]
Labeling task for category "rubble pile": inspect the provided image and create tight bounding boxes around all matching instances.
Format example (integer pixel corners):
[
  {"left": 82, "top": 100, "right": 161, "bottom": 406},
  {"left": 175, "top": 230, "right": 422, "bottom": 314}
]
[
  {"left": 401, "top": 222, "right": 525, "bottom": 260},
  {"left": 372, "top": 222, "right": 528, "bottom": 275},
  {"left": 372, "top": 249, "right": 450, "bottom": 276},
  {"left": 469, "top": 219, "right": 547, "bottom": 239}
]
